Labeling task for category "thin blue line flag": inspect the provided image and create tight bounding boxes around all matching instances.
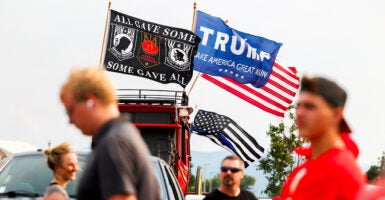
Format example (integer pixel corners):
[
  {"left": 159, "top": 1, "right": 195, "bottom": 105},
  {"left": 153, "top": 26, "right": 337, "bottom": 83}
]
[
  {"left": 191, "top": 109, "right": 264, "bottom": 167},
  {"left": 194, "top": 10, "right": 282, "bottom": 88}
]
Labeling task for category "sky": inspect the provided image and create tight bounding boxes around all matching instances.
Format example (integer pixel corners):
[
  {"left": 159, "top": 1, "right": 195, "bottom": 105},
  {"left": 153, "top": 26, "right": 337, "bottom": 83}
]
[{"left": 0, "top": 0, "right": 384, "bottom": 170}]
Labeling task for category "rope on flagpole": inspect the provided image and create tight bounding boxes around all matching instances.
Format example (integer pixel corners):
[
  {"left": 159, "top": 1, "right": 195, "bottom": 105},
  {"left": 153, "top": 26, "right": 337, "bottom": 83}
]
[{"left": 99, "top": 1, "right": 112, "bottom": 69}]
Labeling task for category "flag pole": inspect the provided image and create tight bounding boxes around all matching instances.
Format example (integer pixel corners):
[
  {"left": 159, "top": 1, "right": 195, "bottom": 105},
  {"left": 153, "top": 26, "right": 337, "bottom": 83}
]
[
  {"left": 191, "top": 2, "right": 197, "bottom": 31},
  {"left": 187, "top": 12, "right": 229, "bottom": 96},
  {"left": 99, "top": 1, "right": 112, "bottom": 69},
  {"left": 187, "top": 2, "right": 200, "bottom": 95}
]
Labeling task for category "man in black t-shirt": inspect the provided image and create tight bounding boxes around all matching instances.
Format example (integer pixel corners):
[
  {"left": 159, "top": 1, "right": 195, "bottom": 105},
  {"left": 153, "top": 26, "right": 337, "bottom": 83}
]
[
  {"left": 60, "top": 67, "right": 160, "bottom": 200},
  {"left": 204, "top": 155, "right": 258, "bottom": 200}
]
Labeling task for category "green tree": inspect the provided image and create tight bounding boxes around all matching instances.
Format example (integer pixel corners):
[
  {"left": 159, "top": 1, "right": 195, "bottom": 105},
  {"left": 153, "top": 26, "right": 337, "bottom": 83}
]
[
  {"left": 379, "top": 152, "right": 385, "bottom": 176},
  {"left": 366, "top": 165, "right": 380, "bottom": 181},
  {"left": 203, "top": 174, "right": 256, "bottom": 192},
  {"left": 188, "top": 163, "right": 197, "bottom": 192},
  {"left": 366, "top": 151, "right": 385, "bottom": 181},
  {"left": 203, "top": 174, "right": 220, "bottom": 192},
  {"left": 240, "top": 175, "right": 256, "bottom": 190},
  {"left": 257, "top": 105, "right": 306, "bottom": 197}
]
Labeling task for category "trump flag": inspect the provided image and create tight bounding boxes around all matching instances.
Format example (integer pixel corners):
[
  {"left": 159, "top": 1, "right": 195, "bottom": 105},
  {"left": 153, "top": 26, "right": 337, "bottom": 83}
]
[{"left": 193, "top": 10, "right": 282, "bottom": 88}]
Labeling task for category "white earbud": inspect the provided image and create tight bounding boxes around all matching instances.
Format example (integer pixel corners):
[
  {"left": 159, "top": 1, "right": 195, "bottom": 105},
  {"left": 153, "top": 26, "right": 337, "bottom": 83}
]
[{"left": 86, "top": 99, "right": 93, "bottom": 109}]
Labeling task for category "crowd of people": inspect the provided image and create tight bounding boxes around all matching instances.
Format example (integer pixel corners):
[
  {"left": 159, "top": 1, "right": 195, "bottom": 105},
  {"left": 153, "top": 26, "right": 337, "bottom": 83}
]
[{"left": 38, "top": 66, "right": 384, "bottom": 200}]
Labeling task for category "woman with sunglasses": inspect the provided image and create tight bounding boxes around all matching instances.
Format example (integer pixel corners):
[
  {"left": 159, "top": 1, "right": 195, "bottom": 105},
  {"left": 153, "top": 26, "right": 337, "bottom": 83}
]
[{"left": 203, "top": 155, "right": 258, "bottom": 200}]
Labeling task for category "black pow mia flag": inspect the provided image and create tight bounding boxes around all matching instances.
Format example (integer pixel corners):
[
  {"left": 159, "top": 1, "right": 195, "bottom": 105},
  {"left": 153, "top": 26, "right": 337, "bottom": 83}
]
[{"left": 102, "top": 9, "right": 201, "bottom": 88}]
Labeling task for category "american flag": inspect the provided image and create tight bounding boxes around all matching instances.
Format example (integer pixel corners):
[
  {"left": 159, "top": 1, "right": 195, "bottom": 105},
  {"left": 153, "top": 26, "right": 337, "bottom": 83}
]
[
  {"left": 201, "top": 62, "right": 300, "bottom": 117},
  {"left": 191, "top": 109, "right": 264, "bottom": 167}
]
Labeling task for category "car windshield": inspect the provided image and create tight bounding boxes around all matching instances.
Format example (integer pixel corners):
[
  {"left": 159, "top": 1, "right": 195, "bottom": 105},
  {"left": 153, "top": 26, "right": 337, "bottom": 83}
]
[{"left": 0, "top": 153, "right": 86, "bottom": 197}]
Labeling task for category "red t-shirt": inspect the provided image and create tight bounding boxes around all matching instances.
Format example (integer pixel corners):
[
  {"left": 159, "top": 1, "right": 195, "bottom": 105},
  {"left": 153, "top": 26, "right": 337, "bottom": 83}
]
[{"left": 278, "top": 147, "right": 366, "bottom": 200}]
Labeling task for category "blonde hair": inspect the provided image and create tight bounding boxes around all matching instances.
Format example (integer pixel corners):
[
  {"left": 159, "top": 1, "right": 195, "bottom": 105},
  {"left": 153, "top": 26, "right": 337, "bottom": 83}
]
[
  {"left": 44, "top": 142, "right": 74, "bottom": 171},
  {"left": 60, "top": 67, "right": 117, "bottom": 105}
]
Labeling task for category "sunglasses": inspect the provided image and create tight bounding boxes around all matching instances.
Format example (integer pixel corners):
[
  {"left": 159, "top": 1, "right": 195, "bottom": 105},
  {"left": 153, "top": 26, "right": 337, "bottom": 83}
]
[{"left": 220, "top": 166, "right": 242, "bottom": 173}]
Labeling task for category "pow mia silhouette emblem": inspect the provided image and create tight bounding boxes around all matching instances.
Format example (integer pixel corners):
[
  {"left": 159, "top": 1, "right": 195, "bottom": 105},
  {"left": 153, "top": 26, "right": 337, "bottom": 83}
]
[
  {"left": 164, "top": 39, "right": 193, "bottom": 71},
  {"left": 108, "top": 24, "right": 137, "bottom": 61},
  {"left": 171, "top": 48, "right": 187, "bottom": 65}
]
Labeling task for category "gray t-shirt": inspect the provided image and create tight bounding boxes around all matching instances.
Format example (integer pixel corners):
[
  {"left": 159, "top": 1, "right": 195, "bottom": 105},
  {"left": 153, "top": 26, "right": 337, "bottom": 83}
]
[
  {"left": 77, "top": 117, "right": 160, "bottom": 200},
  {"left": 44, "top": 183, "right": 69, "bottom": 200}
]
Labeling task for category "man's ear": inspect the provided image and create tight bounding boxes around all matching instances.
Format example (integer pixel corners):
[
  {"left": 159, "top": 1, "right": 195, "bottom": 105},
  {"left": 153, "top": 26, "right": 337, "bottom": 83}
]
[{"left": 333, "top": 107, "right": 344, "bottom": 124}]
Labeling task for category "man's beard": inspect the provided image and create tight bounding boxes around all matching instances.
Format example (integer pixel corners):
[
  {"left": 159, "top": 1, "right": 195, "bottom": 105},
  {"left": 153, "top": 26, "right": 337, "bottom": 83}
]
[{"left": 222, "top": 175, "right": 235, "bottom": 187}]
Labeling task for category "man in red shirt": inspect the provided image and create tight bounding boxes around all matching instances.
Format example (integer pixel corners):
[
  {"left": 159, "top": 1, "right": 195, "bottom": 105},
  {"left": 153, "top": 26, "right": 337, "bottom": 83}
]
[{"left": 276, "top": 76, "right": 366, "bottom": 200}]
